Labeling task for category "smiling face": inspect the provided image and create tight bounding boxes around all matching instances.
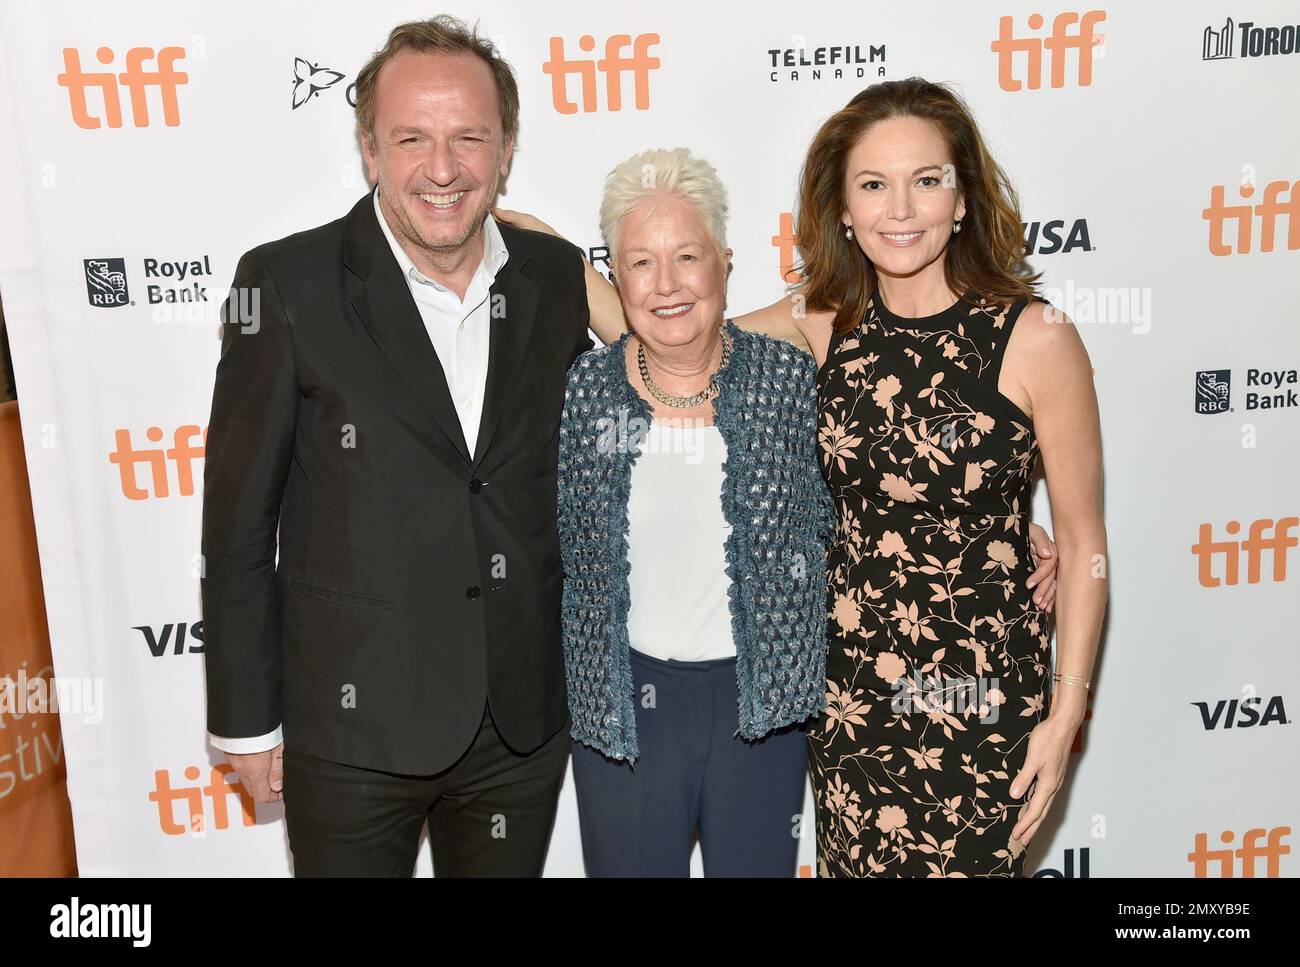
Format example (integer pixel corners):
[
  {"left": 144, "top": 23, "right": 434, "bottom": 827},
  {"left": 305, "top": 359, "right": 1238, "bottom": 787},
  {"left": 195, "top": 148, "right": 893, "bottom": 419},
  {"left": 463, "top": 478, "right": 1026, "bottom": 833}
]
[
  {"left": 614, "top": 193, "right": 731, "bottom": 355},
  {"left": 361, "top": 49, "right": 513, "bottom": 268},
  {"left": 841, "top": 115, "right": 965, "bottom": 284}
]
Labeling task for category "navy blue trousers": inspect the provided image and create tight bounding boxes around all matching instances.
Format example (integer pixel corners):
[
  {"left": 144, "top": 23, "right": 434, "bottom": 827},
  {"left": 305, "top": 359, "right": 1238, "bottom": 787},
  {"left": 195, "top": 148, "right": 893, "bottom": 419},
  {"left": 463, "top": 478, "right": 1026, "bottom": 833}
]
[{"left": 570, "top": 648, "right": 809, "bottom": 877}]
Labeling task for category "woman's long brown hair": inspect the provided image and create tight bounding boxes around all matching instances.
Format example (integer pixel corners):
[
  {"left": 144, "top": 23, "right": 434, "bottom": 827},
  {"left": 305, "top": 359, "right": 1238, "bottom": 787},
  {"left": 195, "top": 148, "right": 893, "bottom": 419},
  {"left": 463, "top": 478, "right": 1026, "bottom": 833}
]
[{"left": 796, "top": 77, "right": 1039, "bottom": 335}]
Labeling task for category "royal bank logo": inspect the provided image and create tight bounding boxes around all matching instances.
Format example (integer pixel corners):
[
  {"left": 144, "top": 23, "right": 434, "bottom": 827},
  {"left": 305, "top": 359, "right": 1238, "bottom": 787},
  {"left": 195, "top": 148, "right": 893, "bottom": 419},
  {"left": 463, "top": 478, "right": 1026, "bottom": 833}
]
[
  {"left": 1195, "top": 369, "right": 1231, "bottom": 414},
  {"left": 1194, "top": 367, "right": 1297, "bottom": 413},
  {"left": 291, "top": 57, "right": 348, "bottom": 109},
  {"left": 1203, "top": 17, "right": 1300, "bottom": 60},
  {"left": 81, "top": 254, "right": 214, "bottom": 311},
  {"left": 84, "top": 258, "right": 130, "bottom": 308}
]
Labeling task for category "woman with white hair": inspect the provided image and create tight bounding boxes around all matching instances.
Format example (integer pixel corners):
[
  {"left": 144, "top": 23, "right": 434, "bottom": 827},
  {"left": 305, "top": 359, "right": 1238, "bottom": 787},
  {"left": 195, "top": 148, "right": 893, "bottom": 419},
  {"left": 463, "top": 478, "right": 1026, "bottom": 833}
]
[
  {"left": 556, "top": 148, "right": 830, "bottom": 875},
  {"left": 516, "top": 80, "right": 1083, "bottom": 878}
]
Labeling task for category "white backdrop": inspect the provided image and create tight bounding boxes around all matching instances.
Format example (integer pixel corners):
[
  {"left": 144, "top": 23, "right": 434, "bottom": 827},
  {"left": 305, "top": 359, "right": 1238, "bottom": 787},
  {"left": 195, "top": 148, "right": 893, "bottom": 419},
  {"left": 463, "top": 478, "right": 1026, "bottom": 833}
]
[{"left": 1, "top": 0, "right": 1296, "bottom": 876}]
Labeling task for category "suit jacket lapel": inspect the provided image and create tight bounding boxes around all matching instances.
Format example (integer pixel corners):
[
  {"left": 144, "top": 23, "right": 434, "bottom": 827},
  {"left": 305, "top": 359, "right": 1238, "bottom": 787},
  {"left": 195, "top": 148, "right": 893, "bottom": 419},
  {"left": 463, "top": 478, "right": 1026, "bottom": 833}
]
[
  {"left": 472, "top": 223, "right": 538, "bottom": 470},
  {"left": 342, "top": 194, "right": 471, "bottom": 465}
]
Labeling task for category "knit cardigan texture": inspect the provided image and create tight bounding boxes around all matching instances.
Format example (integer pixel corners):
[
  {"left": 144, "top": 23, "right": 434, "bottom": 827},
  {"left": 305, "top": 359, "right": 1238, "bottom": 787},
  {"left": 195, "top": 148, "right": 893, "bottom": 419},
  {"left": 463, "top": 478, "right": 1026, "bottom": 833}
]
[{"left": 557, "top": 322, "right": 833, "bottom": 761}]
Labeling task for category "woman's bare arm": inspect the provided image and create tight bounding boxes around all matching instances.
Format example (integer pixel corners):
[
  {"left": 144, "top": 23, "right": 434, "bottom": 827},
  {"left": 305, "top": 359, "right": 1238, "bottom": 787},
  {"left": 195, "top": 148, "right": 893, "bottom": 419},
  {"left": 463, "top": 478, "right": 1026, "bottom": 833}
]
[
  {"left": 495, "top": 208, "right": 627, "bottom": 345},
  {"left": 1003, "top": 300, "right": 1107, "bottom": 845},
  {"left": 580, "top": 258, "right": 627, "bottom": 345},
  {"left": 733, "top": 295, "right": 817, "bottom": 356}
]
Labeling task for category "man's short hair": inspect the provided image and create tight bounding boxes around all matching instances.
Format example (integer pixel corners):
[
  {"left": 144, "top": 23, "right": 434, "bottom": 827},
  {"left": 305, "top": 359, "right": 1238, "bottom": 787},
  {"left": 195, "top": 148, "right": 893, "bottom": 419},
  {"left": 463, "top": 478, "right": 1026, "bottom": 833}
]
[{"left": 354, "top": 15, "right": 519, "bottom": 144}]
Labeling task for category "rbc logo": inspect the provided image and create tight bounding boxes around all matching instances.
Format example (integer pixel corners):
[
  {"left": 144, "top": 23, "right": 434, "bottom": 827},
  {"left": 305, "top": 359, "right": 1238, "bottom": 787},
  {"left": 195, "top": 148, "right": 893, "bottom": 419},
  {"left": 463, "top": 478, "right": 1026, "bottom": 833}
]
[
  {"left": 84, "top": 258, "right": 130, "bottom": 308},
  {"left": 1194, "top": 370, "right": 1231, "bottom": 414},
  {"left": 543, "top": 33, "right": 661, "bottom": 114},
  {"left": 58, "top": 46, "right": 188, "bottom": 128}
]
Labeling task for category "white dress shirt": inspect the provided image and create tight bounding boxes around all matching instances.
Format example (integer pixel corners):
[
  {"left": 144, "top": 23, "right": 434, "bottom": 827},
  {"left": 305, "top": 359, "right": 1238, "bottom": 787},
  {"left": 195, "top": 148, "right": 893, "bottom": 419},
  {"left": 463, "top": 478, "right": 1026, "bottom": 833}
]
[
  {"left": 208, "top": 189, "right": 509, "bottom": 756},
  {"left": 370, "top": 186, "right": 509, "bottom": 456}
]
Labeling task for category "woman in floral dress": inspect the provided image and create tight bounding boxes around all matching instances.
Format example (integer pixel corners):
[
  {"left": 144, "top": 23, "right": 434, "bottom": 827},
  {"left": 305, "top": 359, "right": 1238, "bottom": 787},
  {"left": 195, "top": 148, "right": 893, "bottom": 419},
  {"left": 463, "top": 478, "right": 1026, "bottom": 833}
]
[{"left": 781, "top": 79, "right": 1108, "bottom": 876}]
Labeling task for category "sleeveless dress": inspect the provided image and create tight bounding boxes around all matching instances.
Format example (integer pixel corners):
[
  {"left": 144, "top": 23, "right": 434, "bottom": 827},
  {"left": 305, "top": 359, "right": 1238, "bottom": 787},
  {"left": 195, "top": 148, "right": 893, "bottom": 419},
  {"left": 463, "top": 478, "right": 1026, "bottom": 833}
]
[{"left": 809, "top": 291, "right": 1053, "bottom": 877}]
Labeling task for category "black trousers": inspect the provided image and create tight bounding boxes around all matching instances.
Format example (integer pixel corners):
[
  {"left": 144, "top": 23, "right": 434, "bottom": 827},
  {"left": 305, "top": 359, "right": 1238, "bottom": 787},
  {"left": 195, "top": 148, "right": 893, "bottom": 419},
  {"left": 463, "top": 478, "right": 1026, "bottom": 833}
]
[{"left": 282, "top": 701, "right": 570, "bottom": 876}]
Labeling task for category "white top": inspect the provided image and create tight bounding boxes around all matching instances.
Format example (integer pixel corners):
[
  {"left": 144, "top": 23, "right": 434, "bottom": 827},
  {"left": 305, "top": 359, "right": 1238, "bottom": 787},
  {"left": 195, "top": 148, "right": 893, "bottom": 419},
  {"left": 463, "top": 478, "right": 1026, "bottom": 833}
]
[
  {"left": 208, "top": 190, "right": 509, "bottom": 756},
  {"left": 626, "top": 421, "right": 737, "bottom": 662}
]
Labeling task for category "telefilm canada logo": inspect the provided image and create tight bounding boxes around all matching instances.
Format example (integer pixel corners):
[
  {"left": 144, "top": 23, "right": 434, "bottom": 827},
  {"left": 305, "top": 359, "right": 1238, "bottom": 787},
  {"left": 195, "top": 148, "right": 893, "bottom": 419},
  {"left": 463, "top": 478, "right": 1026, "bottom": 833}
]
[
  {"left": 1203, "top": 17, "right": 1300, "bottom": 60},
  {"left": 765, "top": 39, "right": 887, "bottom": 83}
]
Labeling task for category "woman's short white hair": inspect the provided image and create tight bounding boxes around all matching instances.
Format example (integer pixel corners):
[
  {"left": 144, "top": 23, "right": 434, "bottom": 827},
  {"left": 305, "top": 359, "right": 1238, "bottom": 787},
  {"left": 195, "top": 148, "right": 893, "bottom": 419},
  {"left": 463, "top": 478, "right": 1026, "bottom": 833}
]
[{"left": 599, "top": 147, "right": 729, "bottom": 261}]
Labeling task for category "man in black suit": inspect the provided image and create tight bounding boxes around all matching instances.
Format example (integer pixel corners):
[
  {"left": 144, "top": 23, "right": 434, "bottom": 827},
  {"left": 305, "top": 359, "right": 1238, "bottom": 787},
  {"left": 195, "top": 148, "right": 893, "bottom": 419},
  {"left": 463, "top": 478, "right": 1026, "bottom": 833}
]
[{"left": 201, "top": 16, "right": 591, "bottom": 875}]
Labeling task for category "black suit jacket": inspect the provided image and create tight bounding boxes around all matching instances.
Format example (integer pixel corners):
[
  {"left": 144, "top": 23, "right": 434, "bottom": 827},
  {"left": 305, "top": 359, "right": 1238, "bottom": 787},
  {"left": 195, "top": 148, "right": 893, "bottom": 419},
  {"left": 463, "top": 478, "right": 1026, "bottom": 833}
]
[{"left": 201, "top": 193, "right": 592, "bottom": 774}]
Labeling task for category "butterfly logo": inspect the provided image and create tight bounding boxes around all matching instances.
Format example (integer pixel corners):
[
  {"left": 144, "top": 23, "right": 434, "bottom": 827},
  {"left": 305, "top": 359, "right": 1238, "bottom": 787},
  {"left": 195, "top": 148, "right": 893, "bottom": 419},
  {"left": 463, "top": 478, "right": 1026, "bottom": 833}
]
[{"left": 291, "top": 58, "right": 345, "bottom": 110}]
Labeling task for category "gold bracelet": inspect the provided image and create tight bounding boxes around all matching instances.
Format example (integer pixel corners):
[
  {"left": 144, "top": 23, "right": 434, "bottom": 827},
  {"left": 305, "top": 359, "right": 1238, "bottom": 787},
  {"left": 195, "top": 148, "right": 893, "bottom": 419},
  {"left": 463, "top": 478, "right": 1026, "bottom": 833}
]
[{"left": 1053, "top": 672, "right": 1091, "bottom": 690}]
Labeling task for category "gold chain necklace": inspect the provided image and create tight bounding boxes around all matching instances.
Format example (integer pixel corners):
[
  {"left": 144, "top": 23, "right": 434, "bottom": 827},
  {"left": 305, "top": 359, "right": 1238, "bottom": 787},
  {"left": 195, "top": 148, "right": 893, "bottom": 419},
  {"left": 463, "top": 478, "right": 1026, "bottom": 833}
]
[{"left": 637, "top": 325, "right": 733, "bottom": 409}]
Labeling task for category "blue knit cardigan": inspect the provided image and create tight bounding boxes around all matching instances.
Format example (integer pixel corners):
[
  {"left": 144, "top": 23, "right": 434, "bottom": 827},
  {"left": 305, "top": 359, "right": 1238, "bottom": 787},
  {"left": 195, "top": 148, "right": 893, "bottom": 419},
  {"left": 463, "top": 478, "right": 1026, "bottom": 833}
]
[{"left": 557, "top": 322, "right": 834, "bottom": 761}]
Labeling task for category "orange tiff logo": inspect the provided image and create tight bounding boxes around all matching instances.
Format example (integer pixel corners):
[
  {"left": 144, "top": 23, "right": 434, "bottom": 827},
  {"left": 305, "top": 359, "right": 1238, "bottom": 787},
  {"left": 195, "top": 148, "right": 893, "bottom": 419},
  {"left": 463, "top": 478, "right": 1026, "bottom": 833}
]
[
  {"left": 1203, "top": 179, "right": 1300, "bottom": 255},
  {"left": 543, "top": 33, "right": 660, "bottom": 114},
  {"left": 58, "top": 46, "right": 187, "bottom": 128},
  {"left": 109, "top": 425, "right": 206, "bottom": 500},
  {"left": 991, "top": 11, "right": 1105, "bottom": 91},
  {"left": 149, "top": 764, "right": 255, "bottom": 835},
  {"left": 1188, "top": 827, "right": 1290, "bottom": 877},
  {"left": 1192, "top": 517, "right": 1298, "bottom": 587},
  {"left": 771, "top": 212, "right": 802, "bottom": 284}
]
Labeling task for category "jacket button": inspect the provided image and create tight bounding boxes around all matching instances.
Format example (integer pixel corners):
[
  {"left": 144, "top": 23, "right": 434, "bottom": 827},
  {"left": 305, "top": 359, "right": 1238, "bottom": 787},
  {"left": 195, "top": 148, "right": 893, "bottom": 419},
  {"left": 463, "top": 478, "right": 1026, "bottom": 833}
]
[
  {"left": 466, "top": 585, "right": 481, "bottom": 600},
  {"left": 469, "top": 478, "right": 483, "bottom": 493}
]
